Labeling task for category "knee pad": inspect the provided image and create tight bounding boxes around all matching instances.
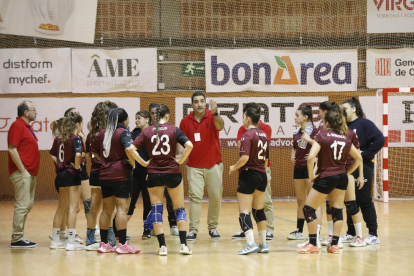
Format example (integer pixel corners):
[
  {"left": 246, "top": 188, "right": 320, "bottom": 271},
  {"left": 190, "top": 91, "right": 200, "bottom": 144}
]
[
  {"left": 239, "top": 213, "right": 253, "bottom": 232},
  {"left": 83, "top": 198, "right": 92, "bottom": 215},
  {"left": 345, "top": 200, "right": 359, "bottom": 216},
  {"left": 326, "top": 201, "right": 331, "bottom": 215},
  {"left": 252, "top": 208, "right": 266, "bottom": 223},
  {"left": 331, "top": 207, "right": 343, "bottom": 223},
  {"left": 174, "top": 207, "right": 187, "bottom": 222},
  {"left": 303, "top": 205, "right": 317, "bottom": 223},
  {"left": 144, "top": 210, "right": 153, "bottom": 230},
  {"left": 151, "top": 204, "right": 163, "bottom": 224}
]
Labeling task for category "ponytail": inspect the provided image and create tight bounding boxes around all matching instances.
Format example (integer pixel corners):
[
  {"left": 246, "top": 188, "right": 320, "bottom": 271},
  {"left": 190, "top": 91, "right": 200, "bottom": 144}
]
[
  {"left": 62, "top": 113, "right": 82, "bottom": 144},
  {"left": 103, "top": 108, "right": 120, "bottom": 158},
  {"left": 155, "top": 105, "right": 170, "bottom": 144},
  {"left": 52, "top": 117, "right": 65, "bottom": 139},
  {"left": 245, "top": 107, "right": 261, "bottom": 125},
  {"left": 342, "top": 97, "right": 366, "bottom": 118}
]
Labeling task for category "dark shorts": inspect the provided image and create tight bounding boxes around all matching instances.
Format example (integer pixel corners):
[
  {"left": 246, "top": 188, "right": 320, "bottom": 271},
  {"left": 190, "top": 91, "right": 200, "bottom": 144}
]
[
  {"left": 80, "top": 163, "right": 89, "bottom": 181},
  {"left": 56, "top": 170, "right": 81, "bottom": 189},
  {"left": 294, "top": 167, "right": 309, "bottom": 179},
  {"left": 147, "top": 173, "right": 182, "bottom": 189},
  {"left": 89, "top": 170, "right": 101, "bottom": 188},
  {"left": 100, "top": 178, "right": 133, "bottom": 199},
  {"left": 237, "top": 169, "right": 267, "bottom": 195},
  {"left": 313, "top": 172, "right": 348, "bottom": 194}
]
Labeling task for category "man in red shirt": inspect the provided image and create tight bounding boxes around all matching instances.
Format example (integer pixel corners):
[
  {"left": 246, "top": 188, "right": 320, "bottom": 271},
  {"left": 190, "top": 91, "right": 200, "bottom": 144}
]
[
  {"left": 179, "top": 92, "right": 224, "bottom": 241},
  {"left": 8, "top": 101, "right": 40, "bottom": 248},
  {"left": 232, "top": 103, "right": 275, "bottom": 240}
]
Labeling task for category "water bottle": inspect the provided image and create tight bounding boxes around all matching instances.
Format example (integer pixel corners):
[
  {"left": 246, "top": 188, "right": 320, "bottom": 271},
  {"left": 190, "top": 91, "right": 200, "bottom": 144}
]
[{"left": 299, "top": 123, "right": 313, "bottom": 149}]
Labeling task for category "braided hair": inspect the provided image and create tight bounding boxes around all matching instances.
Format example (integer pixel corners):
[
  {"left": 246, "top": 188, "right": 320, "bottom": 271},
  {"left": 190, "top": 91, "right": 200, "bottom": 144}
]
[
  {"left": 155, "top": 104, "right": 170, "bottom": 144},
  {"left": 103, "top": 108, "right": 122, "bottom": 158}
]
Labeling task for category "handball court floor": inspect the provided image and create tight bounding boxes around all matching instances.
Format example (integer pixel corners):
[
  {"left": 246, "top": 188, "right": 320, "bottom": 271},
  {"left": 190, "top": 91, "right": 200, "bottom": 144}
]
[{"left": 0, "top": 200, "right": 413, "bottom": 276}]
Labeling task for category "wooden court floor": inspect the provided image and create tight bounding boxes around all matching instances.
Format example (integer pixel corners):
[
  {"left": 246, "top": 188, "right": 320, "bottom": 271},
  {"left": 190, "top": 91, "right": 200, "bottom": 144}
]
[{"left": 0, "top": 200, "right": 413, "bottom": 276}]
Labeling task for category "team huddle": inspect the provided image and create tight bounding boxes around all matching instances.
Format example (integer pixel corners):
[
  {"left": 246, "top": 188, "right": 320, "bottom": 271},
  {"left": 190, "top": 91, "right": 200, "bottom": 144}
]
[{"left": 44, "top": 92, "right": 384, "bottom": 255}]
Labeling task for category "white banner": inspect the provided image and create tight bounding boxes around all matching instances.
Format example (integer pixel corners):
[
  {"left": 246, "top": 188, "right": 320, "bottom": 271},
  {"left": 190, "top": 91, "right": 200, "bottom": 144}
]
[
  {"left": 72, "top": 48, "right": 157, "bottom": 93},
  {"left": 367, "top": 48, "right": 414, "bottom": 89},
  {"left": 205, "top": 49, "right": 357, "bottom": 93},
  {"left": 175, "top": 97, "right": 328, "bottom": 148},
  {"left": 0, "top": 48, "right": 71, "bottom": 94},
  {"left": 0, "top": 98, "right": 140, "bottom": 150},
  {"left": 367, "top": 0, "right": 414, "bottom": 33},
  {"left": 0, "top": 0, "right": 97, "bottom": 44}
]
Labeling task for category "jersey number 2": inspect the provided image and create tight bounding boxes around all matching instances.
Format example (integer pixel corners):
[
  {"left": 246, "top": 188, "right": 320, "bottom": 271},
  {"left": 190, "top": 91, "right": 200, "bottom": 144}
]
[
  {"left": 330, "top": 140, "right": 346, "bottom": 160},
  {"left": 258, "top": 140, "right": 267, "bottom": 160},
  {"left": 151, "top": 135, "right": 171, "bottom": 155}
]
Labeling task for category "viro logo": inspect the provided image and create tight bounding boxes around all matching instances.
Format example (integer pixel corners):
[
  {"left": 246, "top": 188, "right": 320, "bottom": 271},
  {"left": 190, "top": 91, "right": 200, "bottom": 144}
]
[{"left": 373, "top": 0, "right": 414, "bottom": 11}]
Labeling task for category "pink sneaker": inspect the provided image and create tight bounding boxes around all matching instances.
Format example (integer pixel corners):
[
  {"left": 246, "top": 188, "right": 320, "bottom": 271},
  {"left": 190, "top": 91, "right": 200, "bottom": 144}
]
[
  {"left": 116, "top": 242, "right": 141, "bottom": 254},
  {"left": 97, "top": 242, "right": 115, "bottom": 253}
]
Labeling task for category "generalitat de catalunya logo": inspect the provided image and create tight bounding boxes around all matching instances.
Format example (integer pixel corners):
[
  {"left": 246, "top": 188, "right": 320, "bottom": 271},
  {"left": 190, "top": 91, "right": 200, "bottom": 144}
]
[{"left": 375, "top": 58, "right": 391, "bottom": 76}]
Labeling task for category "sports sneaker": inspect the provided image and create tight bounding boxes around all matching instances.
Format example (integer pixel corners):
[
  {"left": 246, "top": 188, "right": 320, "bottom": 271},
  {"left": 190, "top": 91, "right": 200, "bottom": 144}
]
[
  {"left": 86, "top": 242, "right": 100, "bottom": 251},
  {"left": 338, "top": 237, "right": 344, "bottom": 249},
  {"left": 341, "top": 232, "right": 355, "bottom": 243},
  {"left": 75, "top": 234, "right": 83, "bottom": 244},
  {"left": 170, "top": 226, "right": 179, "bottom": 236},
  {"left": 142, "top": 229, "right": 151, "bottom": 240},
  {"left": 187, "top": 231, "right": 197, "bottom": 241},
  {"left": 180, "top": 244, "right": 193, "bottom": 255},
  {"left": 49, "top": 234, "right": 67, "bottom": 241},
  {"left": 158, "top": 245, "right": 167, "bottom": 256},
  {"left": 115, "top": 236, "right": 131, "bottom": 240},
  {"left": 209, "top": 229, "right": 220, "bottom": 239},
  {"left": 65, "top": 241, "right": 86, "bottom": 251},
  {"left": 321, "top": 235, "right": 333, "bottom": 246},
  {"left": 232, "top": 231, "right": 246, "bottom": 239},
  {"left": 350, "top": 236, "right": 367, "bottom": 247},
  {"left": 327, "top": 244, "right": 340, "bottom": 254},
  {"left": 298, "top": 243, "right": 320, "bottom": 254},
  {"left": 266, "top": 232, "right": 274, "bottom": 240},
  {"left": 116, "top": 242, "right": 140, "bottom": 254},
  {"left": 287, "top": 229, "right": 305, "bottom": 240},
  {"left": 238, "top": 243, "right": 260, "bottom": 255},
  {"left": 297, "top": 238, "right": 321, "bottom": 249},
  {"left": 365, "top": 234, "right": 380, "bottom": 245},
  {"left": 50, "top": 239, "right": 66, "bottom": 249},
  {"left": 11, "top": 238, "right": 37, "bottom": 248},
  {"left": 97, "top": 242, "right": 115, "bottom": 253},
  {"left": 95, "top": 226, "right": 101, "bottom": 242},
  {"left": 258, "top": 243, "right": 269, "bottom": 253}
]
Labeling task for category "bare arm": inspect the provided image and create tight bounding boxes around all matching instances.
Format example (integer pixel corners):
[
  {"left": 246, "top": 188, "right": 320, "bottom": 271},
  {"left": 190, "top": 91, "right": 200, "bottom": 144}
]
[
  {"left": 307, "top": 142, "right": 321, "bottom": 181},
  {"left": 125, "top": 149, "right": 136, "bottom": 169},
  {"left": 176, "top": 141, "right": 193, "bottom": 165},
  {"left": 210, "top": 99, "right": 224, "bottom": 131},
  {"left": 176, "top": 143, "right": 184, "bottom": 159},
  {"left": 356, "top": 150, "right": 364, "bottom": 190},
  {"left": 301, "top": 133, "right": 314, "bottom": 145},
  {"left": 291, "top": 148, "right": 296, "bottom": 165},
  {"left": 91, "top": 151, "right": 100, "bottom": 161},
  {"left": 126, "top": 145, "right": 150, "bottom": 167},
  {"left": 229, "top": 155, "right": 249, "bottom": 175},
  {"left": 74, "top": 153, "right": 81, "bottom": 170},
  {"left": 347, "top": 145, "right": 362, "bottom": 176},
  {"left": 8, "top": 145, "right": 26, "bottom": 173},
  {"left": 50, "top": 155, "right": 57, "bottom": 164}
]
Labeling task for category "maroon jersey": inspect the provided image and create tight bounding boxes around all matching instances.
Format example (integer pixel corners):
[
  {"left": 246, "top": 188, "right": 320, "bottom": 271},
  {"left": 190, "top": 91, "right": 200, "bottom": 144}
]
[
  {"left": 317, "top": 120, "right": 325, "bottom": 134},
  {"left": 90, "top": 125, "right": 133, "bottom": 181},
  {"left": 86, "top": 131, "right": 102, "bottom": 172},
  {"left": 132, "top": 123, "right": 189, "bottom": 174},
  {"left": 315, "top": 129, "right": 352, "bottom": 179},
  {"left": 239, "top": 128, "right": 269, "bottom": 173},
  {"left": 345, "top": 129, "right": 360, "bottom": 171},
  {"left": 49, "top": 137, "right": 65, "bottom": 173},
  {"left": 293, "top": 126, "right": 319, "bottom": 169},
  {"left": 80, "top": 131, "right": 86, "bottom": 164}
]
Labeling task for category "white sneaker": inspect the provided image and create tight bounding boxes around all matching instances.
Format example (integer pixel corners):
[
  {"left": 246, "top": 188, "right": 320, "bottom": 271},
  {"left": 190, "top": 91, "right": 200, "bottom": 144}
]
[
  {"left": 50, "top": 239, "right": 66, "bottom": 249},
  {"left": 321, "top": 235, "right": 332, "bottom": 246},
  {"left": 170, "top": 226, "right": 179, "bottom": 236},
  {"left": 86, "top": 242, "right": 100, "bottom": 251},
  {"left": 350, "top": 236, "right": 367, "bottom": 247},
  {"left": 158, "top": 245, "right": 167, "bottom": 256},
  {"left": 287, "top": 228, "right": 305, "bottom": 240},
  {"left": 180, "top": 244, "right": 193, "bottom": 255},
  {"left": 75, "top": 234, "right": 83, "bottom": 244},
  {"left": 95, "top": 225, "right": 101, "bottom": 242},
  {"left": 341, "top": 232, "right": 355, "bottom": 243},
  {"left": 66, "top": 241, "right": 86, "bottom": 251},
  {"left": 338, "top": 237, "right": 344, "bottom": 249},
  {"left": 364, "top": 234, "right": 380, "bottom": 245}
]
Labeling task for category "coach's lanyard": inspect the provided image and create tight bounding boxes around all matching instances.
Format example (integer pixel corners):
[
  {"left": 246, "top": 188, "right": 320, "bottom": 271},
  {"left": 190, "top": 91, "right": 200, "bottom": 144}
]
[{"left": 27, "top": 125, "right": 38, "bottom": 141}]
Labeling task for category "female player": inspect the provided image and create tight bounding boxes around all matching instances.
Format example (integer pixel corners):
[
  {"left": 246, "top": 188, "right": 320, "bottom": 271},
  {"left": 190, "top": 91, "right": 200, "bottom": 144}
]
[
  {"left": 298, "top": 103, "right": 362, "bottom": 254},
  {"left": 127, "top": 104, "right": 193, "bottom": 256},
  {"left": 229, "top": 107, "right": 269, "bottom": 255},
  {"left": 128, "top": 110, "right": 152, "bottom": 239},
  {"left": 91, "top": 108, "right": 145, "bottom": 254},
  {"left": 289, "top": 105, "right": 322, "bottom": 244},
  {"left": 341, "top": 97, "right": 385, "bottom": 245},
  {"left": 50, "top": 113, "right": 86, "bottom": 251}
]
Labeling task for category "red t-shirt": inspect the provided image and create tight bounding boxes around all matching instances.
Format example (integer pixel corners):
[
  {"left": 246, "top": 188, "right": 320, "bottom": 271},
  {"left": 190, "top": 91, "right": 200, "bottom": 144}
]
[
  {"left": 179, "top": 109, "right": 222, "bottom": 168},
  {"left": 237, "top": 121, "right": 271, "bottom": 167},
  {"left": 239, "top": 128, "right": 269, "bottom": 173},
  {"left": 8, "top": 117, "right": 40, "bottom": 176}
]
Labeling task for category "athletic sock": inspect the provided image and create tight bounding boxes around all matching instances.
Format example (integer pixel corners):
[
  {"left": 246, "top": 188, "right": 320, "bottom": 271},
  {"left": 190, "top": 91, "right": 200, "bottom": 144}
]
[
  {"left": 157, "top": 234, "right": 166, "bottom": 247},
  {"left": 331, "top": 236, "right": 339, "bottom": 246},
  {"left": 258, "top": 230, "right": 266, "bottom": 245},
  {"left": 179, "top": 231, "right": 187, "bottom": 246},
  {"left": 53, "top": 228, "right": 60, "bottom": 242},
  {"left": 297, "top": 219, "right": 305, "bottom": 233},
  {"left": 118, "top": 229, "right": 127, "bottom": 245},
  {"left": 59, "top": 230, "right": 67, "bottom": 239},
  {"left": 327, "top": 220, "right": 334, "bottom": 236},
  {"left": 309, "top": 234, "right": 317, "bottom": 246},
  {"left": 354, "top": 222, "right": 363, "bottom": 238},
  {"left": 68, "top": 229, "right": 76, "bottom": 243},
  {"left": 86, "top": 228, "right": 97, "bottom": 246},
  {"left": 100, "top": 229, "right": 109, "bottom": 244},
  {"left": 369, "top": 229, "right": 378, "bottom": 236},
  {"left": 108, "top": 227, "right": 116, "bottom": 247},
  {"left": 245, "top": 230, "right": 254, "bottom": 245}
]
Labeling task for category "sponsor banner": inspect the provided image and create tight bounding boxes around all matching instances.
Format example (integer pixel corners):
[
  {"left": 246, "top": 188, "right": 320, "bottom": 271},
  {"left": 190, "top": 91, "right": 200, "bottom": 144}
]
[
  {"left": 175, "top": 97, "right": 328, "bottom": 148},
  {"left": 205, "top": 49, "right": 357, "bottom": 92},
  {"left": 0, "top": 48, "right": 71, "bottom": 94},
  {"left": 0, "top": 98, "right": 140, "bottom": 151},
  {"left": 367, "top": 0, "right": 414, "bottom": 33},
  {"left": 0, "top": 0, "right": 97, "bottom": 44},
  {"left": 367, "top": 48, "right": 414, "bottom": 88},
  {"left": 72, "top": 48, "right": 157, "bottom": 93}
]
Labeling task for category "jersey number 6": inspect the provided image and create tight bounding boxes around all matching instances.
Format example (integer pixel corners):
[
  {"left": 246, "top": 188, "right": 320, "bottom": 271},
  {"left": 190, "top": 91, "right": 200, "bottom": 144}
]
[
  {"left": 58, "top": 144, "right": 64, "bottom": 162},
  {"left": 151, "top": 134, "right": 171, "bottom": 155}
]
